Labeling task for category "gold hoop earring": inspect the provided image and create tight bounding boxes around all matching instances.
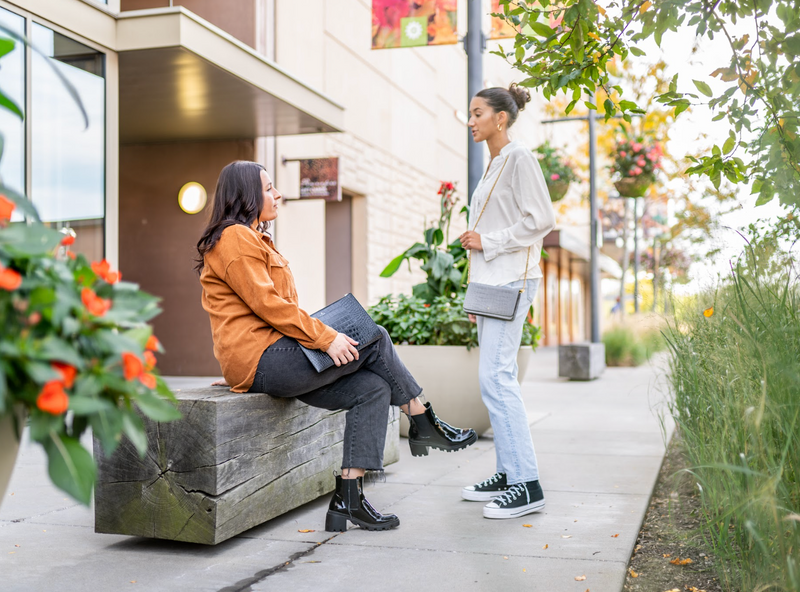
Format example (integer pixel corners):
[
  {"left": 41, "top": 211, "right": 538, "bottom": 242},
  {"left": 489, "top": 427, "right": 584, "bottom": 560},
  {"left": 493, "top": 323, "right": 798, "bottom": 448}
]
[{"left": 497, "top": 124, "right": 502, "bottom": 131}]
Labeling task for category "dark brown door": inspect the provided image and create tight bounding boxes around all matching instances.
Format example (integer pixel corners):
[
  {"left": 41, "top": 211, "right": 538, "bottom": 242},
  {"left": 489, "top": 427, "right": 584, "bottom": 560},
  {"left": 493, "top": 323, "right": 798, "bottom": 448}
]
[{"left": 325, "top": 195, "right": 352, "bottom": 305}]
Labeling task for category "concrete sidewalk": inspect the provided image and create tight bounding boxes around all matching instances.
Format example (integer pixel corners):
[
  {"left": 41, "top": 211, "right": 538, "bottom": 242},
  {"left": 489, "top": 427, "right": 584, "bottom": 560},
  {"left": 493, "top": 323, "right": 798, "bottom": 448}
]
[{"left": 1, "top": 347, "right": 673, "bottom": 592}]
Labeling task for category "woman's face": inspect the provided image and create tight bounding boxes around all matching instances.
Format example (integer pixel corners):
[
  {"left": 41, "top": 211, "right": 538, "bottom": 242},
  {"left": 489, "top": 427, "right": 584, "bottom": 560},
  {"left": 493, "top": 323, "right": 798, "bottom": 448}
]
[
  {"left": 468, "top": 96, "right": 504, "bottom": 143},
  {"left": 258, "top": 170, "right": 282, "bottom": 223}
]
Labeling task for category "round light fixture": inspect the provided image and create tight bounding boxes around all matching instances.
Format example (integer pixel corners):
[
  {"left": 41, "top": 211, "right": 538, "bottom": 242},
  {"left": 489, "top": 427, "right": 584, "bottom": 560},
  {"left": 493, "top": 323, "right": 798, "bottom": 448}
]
[{"left": 178, "top": 182, "right": 207, "bottom": 214}]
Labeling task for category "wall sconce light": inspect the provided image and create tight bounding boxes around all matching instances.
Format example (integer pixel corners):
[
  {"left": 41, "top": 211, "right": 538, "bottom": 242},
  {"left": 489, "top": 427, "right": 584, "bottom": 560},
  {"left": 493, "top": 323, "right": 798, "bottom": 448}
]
[{"left": 178, "top": 182, "right": 207, "bottom": 214}]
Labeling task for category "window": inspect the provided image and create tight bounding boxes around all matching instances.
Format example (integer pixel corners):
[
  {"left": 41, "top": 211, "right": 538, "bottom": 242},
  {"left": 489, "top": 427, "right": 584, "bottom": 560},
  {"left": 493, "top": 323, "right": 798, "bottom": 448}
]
[
  {"left": 0, "top": 8, "right": 25, "bottom": 203},
  {"left": 31, "top": 23, "right": 105, "bottom": 260}
]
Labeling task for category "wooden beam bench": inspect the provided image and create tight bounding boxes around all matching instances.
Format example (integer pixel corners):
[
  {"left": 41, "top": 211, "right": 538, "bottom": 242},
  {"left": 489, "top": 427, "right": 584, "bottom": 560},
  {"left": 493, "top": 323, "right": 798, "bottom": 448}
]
[{"left": 93, "top": 387, "right": 400, "bottom": 545}]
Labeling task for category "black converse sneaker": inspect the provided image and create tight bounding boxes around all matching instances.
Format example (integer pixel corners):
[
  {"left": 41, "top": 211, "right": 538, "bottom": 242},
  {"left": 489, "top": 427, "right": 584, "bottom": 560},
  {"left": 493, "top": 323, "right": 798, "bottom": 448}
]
[
  {"left": 483, "top": 480, "right": 545, "bottom": 519},
  {"left": 461, "top": 472, "right": 509, "bottom": 501}
]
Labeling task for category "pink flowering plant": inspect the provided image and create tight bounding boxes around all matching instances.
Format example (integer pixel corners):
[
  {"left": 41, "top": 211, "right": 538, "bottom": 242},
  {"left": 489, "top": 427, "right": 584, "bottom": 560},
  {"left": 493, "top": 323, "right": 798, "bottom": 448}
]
[
  {"left": 611, "top": 136, "right": 663, "bottom": 183},
  {"left": 533, "top": 141, "right": 579, "bottom": 185}
]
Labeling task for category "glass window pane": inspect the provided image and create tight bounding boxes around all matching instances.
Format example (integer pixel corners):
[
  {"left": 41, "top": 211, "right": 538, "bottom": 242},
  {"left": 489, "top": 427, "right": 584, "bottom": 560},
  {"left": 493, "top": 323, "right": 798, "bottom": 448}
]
[
  {"left": 31, "top": 23, "right": 105, "bottom": 225},
  {"left": 0, "top": 8, "right": 25, "bottom": 198}
]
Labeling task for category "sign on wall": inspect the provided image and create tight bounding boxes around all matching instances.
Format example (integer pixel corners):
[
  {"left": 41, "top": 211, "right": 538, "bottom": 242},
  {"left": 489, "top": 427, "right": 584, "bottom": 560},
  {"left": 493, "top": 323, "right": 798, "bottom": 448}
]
[
  {"left": 372, "top": 0, "right": 458, "bottom": 49},
  {"left": 299, "top": 157, "right": 341, "bottom": 202}
]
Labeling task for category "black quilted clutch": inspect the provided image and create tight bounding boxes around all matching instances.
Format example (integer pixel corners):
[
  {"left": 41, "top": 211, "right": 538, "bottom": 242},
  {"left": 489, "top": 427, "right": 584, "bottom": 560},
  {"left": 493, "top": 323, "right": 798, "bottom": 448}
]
[{"left": 300, "top": 293, "right": 382, "bottom": 372}]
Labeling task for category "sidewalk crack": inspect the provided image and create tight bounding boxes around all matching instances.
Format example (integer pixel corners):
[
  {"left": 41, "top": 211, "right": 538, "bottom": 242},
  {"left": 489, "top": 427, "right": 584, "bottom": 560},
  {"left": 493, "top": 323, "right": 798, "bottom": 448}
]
[{"left": 215, "top": 533, "right": 342, "bottom": 592}]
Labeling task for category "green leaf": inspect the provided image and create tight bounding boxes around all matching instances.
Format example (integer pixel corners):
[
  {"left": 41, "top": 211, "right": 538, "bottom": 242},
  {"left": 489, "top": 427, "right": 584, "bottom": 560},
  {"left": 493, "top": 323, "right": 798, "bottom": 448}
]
[
  {"left": 515, "top": 45, "right": 525, "bottom": 62},
  {"left": 0, "top": 223, "right": 62, "bottom": 255},
  {"left": 69, "top": 395, "right": 114, "bottom": 415},
  {"left": 29, "top": 411, "right": 63, "bottom": 442},
  {"left": 122, "top": 411, "right": 148, "bottom": 457},
  {"left": 0, "top": 37, "right": 14, "bottom": 59},
  {"left": 692, "top": 79, "right": 713, "bottom": 97},
  {"left": 629, "top": 46, "right": 646, "bottom": 57},
  {"left": 38, "top": 336, "right": 85, "bottom": 369},
  {"left": 0, "top": 89, "right": 23, "bottom": 119},
  {"left": 783, "top": 34, "right": 800, "bottom": 56},
  {"left": 135, "top": 390, "right": 181, "bottom": 423},
  {"left": 722, "top": 134, "right": 736, "bottom": 155},
  {"left": 44, "top": 432, "right": 95, "bottom": 505},
  {"left": 379, "top": 253, "right": 407, "bottom": 278},
  {"left": 89, "top": 408, "right": 124, "bottom": 456},
  {"left": 531, "top": 21, "right": 555, "bottom": 38}
]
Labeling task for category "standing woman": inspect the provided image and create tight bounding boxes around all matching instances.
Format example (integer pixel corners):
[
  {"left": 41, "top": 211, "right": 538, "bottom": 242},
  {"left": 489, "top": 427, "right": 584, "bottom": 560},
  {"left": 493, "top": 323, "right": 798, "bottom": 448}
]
[
  {"left": 458, "top": 84, "right": 556, "bottom": 519},
  {"left": 196, "top": 161, "right": 477, "bottom": 532}
]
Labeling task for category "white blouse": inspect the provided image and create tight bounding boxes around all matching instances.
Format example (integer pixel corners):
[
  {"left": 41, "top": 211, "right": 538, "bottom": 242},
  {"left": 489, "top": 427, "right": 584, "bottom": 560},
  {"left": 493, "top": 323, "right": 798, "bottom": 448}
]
[{"left": 468, "top": 140, "right": 557, "bottom": 287}]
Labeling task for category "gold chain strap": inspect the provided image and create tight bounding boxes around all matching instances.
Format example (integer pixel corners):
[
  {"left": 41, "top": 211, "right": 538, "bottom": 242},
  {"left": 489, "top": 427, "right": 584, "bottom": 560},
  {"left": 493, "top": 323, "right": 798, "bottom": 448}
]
[{"left": 467, "top": 156, "right": 531, "bottom": 293}]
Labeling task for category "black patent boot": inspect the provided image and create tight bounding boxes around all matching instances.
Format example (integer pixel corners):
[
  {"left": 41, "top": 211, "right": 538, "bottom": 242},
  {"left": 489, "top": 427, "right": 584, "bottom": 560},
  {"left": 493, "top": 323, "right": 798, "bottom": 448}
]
[
  {"left": 407, "top": 402, "right": 478, "bottom": 457},
  {"left": 325, "top": 475, "right": 400, "bottom": 532}
]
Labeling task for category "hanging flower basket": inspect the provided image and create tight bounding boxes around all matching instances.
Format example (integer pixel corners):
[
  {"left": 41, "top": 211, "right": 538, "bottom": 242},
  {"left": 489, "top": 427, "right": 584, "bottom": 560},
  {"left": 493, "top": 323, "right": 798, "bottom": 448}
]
[
  {"left": 547, "top": 180, "right": 570, "bottom": 202},
  {"left": 614, "top": 176, "right": 652, "bottom": 198}
]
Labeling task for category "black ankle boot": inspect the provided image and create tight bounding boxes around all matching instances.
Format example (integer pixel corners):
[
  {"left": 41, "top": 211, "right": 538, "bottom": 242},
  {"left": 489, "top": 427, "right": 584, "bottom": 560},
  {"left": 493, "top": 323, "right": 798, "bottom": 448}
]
[
  {"left": 325, "top": 475, "right": 400, "bottom": 532},
  {"left": 406, "top": 403, "right": 478, "bottom": 457}
]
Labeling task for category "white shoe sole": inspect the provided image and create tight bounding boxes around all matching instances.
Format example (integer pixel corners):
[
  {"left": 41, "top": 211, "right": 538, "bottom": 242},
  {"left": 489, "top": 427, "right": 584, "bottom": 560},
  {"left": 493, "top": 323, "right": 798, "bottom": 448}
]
[
  {"left": 461, "top": 488, "right": 508, "bottom": 502},
  {"left": 483, "top": 498, "right": 546, "bottom": 519}
]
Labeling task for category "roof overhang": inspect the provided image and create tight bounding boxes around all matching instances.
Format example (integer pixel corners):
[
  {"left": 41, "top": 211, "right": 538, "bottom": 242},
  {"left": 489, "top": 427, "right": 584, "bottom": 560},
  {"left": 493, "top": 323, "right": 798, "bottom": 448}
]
[
  {"left": 544, "top": 229, "right": 623, "bottom": 279},
  {"left": 116, "top": 8, "right": 344, "bottom": 143}
]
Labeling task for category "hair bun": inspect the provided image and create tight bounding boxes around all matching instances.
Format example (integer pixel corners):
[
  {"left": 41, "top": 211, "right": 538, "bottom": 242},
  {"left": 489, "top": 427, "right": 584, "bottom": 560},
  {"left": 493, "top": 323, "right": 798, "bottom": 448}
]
[{"left": 508, "top": 83, "right": 531, "bottom": 112}]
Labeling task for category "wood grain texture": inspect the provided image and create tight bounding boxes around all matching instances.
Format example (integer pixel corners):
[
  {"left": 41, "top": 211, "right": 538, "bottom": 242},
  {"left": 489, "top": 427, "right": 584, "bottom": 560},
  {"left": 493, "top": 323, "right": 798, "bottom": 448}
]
[{"left": 94, "top": 387, "right": 400, "bottom": 545}]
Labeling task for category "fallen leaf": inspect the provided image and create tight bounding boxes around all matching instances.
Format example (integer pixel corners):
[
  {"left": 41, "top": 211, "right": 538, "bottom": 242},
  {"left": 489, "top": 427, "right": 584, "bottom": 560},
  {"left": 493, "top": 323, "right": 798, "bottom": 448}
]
[
  {"left": 663, "top": 553, "right": 671, "bottom": 558},
  {"left": 522, "top": 524, "right": 532, "bottom": 528},
  {"left": 523, "top": 568, "right": 527, "bottom": 572},
  {"left": 575, "top": 575, "right": 587, "bottom": 581},
  {"left": 8, "top": 552, "right": 15, "bottom": 554},
  {"left": 669, "top": 557, "right": 694, "bottom": 565},
  {"left": 542, "top": 544, "right": 548, "bottom": 549},
  {"left": 574, "top": 519, "right": 578, "bottom": 522},
  {"left": 629, "top": 568, "right": 638, "bottom": 578},
  {"left": 298, "top": 529, "right": 316, "bottom": 533},
  {"left": 14, "top": 545, "right": 19, "bottom": 548},
  {"left": 503, "top": 556, "right": 508, "bottom": 559},
  {"left": 611, "top": 533, "right": 619, "bottom": 537},
  {"left": 561, "top": 535, "right": 572, "bottom": 538}
]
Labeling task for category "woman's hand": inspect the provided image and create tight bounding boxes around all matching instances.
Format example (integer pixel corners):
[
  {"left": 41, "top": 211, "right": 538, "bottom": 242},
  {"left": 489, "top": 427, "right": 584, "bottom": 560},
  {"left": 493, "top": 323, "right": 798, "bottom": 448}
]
[
  {"left": 459, "top": 231, "right": 482, "bottom": 251},
  {"left": 468, "top": 314, "right": 477, "bottom": 323},
  {"left": 324, "top": 332, "right": 360, "bottom": 367}
]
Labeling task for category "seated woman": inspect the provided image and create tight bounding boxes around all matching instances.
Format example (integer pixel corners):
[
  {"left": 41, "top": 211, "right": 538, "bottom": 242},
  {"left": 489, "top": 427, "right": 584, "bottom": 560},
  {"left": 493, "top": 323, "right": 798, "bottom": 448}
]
[{"left": 196, "top": 161, "right": 477, "bottom": 532}]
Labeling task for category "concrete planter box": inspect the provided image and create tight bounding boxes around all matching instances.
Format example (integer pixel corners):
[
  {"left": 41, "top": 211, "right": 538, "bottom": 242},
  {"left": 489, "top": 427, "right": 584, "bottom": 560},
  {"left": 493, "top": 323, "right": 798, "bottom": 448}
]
[
  {"left": 558, "top": 342, "right": 606, "bottom": 380},
  {"left": 395, "top": 345, "right": 532, "bottom": 437}
]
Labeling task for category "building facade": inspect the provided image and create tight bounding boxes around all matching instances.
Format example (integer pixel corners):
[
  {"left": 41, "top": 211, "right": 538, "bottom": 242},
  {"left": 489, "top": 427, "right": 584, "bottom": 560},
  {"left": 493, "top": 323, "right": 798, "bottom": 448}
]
[{"left": 1, "top": 0, "right": 604, "bottom": 375}]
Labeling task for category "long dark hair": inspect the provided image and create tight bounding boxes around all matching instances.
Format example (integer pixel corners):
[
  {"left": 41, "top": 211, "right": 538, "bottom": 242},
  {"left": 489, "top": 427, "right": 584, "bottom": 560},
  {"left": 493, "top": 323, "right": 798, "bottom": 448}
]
[{"left": 195, "top": 160, "right": 266, "bottom": 272}]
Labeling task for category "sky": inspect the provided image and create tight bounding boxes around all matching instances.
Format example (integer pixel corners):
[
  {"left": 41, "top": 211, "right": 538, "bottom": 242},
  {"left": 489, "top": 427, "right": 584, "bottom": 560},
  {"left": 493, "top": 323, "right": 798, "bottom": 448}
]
[{"left": 635, "top": 14, "right": 788, "bottom": 293}]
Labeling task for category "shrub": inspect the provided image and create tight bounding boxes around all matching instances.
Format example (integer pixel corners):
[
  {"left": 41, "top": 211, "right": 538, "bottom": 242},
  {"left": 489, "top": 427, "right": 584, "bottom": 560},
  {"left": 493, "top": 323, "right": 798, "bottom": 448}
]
[
  {"left": 368, "top": 293, "right": 540, "bottom": 350},
  {"left": 603, "top": 320, "right": 665, "bottom": 366}
]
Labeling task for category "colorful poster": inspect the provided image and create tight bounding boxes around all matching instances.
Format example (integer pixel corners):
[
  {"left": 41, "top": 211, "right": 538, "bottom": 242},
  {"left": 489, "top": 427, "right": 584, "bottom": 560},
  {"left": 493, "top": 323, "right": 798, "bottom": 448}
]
[
  {"left": 372, "top": 0, "right": 458, "bottom": 50},
  {"left": 489, "top": 0, "right": 517, "bottom": 40},
  {"left": 300, "top": 158, "right": 340, "bottom": 202}
]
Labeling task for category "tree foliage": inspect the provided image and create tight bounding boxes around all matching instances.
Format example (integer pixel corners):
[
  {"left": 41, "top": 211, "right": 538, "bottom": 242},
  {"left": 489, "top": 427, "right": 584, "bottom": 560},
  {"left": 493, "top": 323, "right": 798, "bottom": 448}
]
[{"left": 493, "top": 0, "right": 800, "bottom": 210}]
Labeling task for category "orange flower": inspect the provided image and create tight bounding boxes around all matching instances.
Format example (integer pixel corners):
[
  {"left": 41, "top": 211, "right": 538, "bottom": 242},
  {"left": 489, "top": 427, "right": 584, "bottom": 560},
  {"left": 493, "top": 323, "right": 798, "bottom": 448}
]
[
  {"left": 51, "top": 362, "right": 77, "bottom": 389},
  {"left": 66, "top": 251, "right": 76, "bottom": 260},
  {"left": 60, "top": 235, "right": 75, "bottom": 246},
  {"left": 143, "top": 350, "right": 157, "bottom": 372},
  {"left": 139, "top": 372, "right": 157, "bottom": 389},
  {"left": 145, "top": 335, "right": 161, "bottom": 352},
  {"left": 122, "top": 352, "right": 144, "bottom": 381},
  {"left": 36, "top": 381, "right": 70, "bottom": 415},
  {"left": 81, "top": 288, "right": 111, "bottom": 317},
  {"left": 91, "top": 259, "right": 121, "bottom": 284},
  {"left": 0, "top": 265, "right": 22, "bottom": 291},
  {"left": 703, "top": 307, "right": 714, "bottom": 318},
  {"left": 0, "top": 194, "right": 14, "bottom": 221}
]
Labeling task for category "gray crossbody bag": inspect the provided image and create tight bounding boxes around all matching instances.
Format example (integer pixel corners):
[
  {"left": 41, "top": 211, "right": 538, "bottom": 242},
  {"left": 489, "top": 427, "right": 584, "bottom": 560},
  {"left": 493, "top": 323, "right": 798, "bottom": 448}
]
[{"left": 463, "top": 156, "right": 531, "bottom": 321}]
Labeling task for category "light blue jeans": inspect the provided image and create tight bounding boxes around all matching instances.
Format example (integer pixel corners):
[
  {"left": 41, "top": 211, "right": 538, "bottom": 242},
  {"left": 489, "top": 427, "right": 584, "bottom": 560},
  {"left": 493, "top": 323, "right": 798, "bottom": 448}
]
[{"left": 476, "top": 278, "right": 540, "bottom": 486}]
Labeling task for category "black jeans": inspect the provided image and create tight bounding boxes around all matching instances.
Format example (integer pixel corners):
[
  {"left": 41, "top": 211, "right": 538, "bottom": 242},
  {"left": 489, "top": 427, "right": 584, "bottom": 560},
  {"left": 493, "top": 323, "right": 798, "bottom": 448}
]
[{"left": 249, "top": 326, "right": 421, "bottom": 471}]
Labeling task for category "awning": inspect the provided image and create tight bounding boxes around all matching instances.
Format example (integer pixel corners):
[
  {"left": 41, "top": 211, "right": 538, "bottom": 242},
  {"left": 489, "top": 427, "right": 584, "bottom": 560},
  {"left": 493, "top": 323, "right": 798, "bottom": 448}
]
[
  {"left": 544, "top": 228, "right": 623, "bottom": 279},
  {"left": 116, "top": 7, "right": 344, "bottom": 143}
]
